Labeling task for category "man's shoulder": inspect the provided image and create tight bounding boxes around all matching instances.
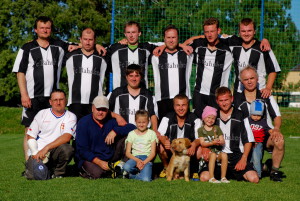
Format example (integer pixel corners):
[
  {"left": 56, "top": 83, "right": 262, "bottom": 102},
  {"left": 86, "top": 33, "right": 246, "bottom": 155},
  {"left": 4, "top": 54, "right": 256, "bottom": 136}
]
[
  {"left": 140, "top": 87, "right": 153, "bottom": 96},
  {"left": 108, "top": 43, "right": 127, "bottom": 52},
  {"left": 186, "top": 112, "right": 199, "bottom": 122},
  {"left": 231, "top": 107, "right": 245, "bottom": 120},
  {"left": 111, "top": 86, "right": 128, "bottom": 96},
  {"left": 65, "top": 49, "right": 82, "bottom": 59},
  {"left": 78, "top": 114, "right": 93, "bottom": 125},
  {"left": 21, "top": 40, "right": 39, "bottom": 51}
]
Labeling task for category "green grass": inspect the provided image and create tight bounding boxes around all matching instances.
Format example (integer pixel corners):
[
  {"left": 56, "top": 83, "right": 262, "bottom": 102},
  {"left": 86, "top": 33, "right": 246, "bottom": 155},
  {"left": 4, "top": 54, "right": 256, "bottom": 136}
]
[{"left": 0, "top": 107, "right": 300, "bottom": 201}]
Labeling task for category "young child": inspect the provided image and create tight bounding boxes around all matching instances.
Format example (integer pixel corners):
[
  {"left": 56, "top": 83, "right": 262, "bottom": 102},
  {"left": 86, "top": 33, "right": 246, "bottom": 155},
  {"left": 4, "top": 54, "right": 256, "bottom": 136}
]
[
  {"left": 123, "top": 110, "right": 158, "bottom": 181},
  {"left": 198, "top": 106, "right": 229, "bottom": 183},
  {"left": 249, "top": 99, "right": 272, "bottom": 178}
]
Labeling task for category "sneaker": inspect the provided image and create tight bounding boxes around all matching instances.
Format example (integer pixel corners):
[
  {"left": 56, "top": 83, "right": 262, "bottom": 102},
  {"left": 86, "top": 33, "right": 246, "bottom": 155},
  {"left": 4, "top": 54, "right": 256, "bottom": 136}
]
[
  {"left": 192, "top": 173, "right": 200, "bottom": 181},
  {"left": 51, "top": 174, "right": 63, "bottom": 179},
  {"left": 209, "top": 177, "right": 221, "bottom": 183},
  {"left": 114, "top": 161, "right": 125, "bottom": 178},
  {"left": 262, "top": 159, "right": 272, "bottom": 173},
  {"left": 220, "top": 177, "right": 230, "bottom": 183},
  {"left": 108, "top": 161, "right": 117, "bottom": 178},
  {"left": 122, "top": 170, "right": 129, "bottom": 179},
  {"left": 159, "top": 168, "right": 167, "bottom": 178},
  {"left": 270, "top": 171, "right": 283, "bottom": 182}
]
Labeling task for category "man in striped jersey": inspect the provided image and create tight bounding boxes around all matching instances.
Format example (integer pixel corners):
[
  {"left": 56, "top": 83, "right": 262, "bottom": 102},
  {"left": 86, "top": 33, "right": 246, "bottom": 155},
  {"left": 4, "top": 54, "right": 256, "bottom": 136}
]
[
  {"left": 234, "top": 66, "right": 285, "bottom": 182},
  {"left": 65, "top": 28, "right": 107, "bottom": 121},
  {"left": 187, "top": 18, "right": 234, "bottom": 119},
  {"left": 200, "top": 87, "right": 259, "bottom": 183},
  {"left": 223, "top": 18, "right": 280, "bottom": 98},
  {"left": 151, "top": 25, "right": 193, "bottom": 120},
  {"left": 108, "top": 64, "right": 158, "bottom": 133},
  {"left": 106, "top": 21, "right": 159, "bottom": 90},
  {"left": 12, "top": 16, "right": 77, "bottom": 161},
  {"left": 184, "top": 18, "right": 280, "bottom": 98},
  {"left": 158, "top": 94, "right": 202, "bottom": 178}
]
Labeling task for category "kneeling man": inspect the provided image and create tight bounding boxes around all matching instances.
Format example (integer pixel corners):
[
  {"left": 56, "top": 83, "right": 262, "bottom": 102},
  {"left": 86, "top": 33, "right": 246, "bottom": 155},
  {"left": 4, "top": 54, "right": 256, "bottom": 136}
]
[
  {"left": 75, "top": 96, "right": 135, "bottom": 179},
  {"left": 26, "top": 89, "right": 77, "bottom": 179}
]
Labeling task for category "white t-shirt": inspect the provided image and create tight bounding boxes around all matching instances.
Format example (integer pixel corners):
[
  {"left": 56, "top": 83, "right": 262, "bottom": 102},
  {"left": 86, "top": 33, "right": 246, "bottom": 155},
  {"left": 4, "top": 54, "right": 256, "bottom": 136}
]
[{"left": 27, "top": 108, "right": 77, "bottom": 151}]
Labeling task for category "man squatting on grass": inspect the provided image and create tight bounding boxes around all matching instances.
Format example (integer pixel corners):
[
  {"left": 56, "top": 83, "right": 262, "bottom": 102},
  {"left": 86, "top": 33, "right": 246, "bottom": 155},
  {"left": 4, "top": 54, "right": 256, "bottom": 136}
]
[{"left": 26, "top": 89, "right": 76, "bottom": 179}]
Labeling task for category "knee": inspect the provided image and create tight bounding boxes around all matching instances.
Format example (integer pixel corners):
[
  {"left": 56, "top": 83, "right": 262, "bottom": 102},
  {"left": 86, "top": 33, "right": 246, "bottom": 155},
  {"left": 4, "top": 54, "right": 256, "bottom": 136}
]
[
  {"left": 247, "top": 172, "right": 260, "bottom": 184},
  {"left": 200, "top": 171, "right": 209, "bottom": 182},
  {"left": 58, "top": 144, "right": 74, "bottom": 160}
]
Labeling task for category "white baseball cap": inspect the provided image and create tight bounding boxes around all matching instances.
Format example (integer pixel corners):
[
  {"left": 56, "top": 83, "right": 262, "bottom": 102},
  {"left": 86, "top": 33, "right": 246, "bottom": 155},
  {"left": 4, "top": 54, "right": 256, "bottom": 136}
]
[{"left": 92, "top": 96, "right": 109, "bottom": 109}]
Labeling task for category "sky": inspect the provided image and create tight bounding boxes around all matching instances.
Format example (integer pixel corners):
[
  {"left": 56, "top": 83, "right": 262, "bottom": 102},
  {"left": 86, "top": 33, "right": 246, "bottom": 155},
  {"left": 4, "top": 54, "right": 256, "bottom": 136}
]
[{"left": 290, "top": 0, "right": 300, "bottom": 31}]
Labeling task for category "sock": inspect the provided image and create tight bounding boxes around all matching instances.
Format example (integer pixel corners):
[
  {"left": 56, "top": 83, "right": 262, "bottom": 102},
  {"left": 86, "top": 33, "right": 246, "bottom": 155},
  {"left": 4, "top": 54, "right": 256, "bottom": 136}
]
[{"left": 271, "top": 166, "right": 280, "bottom": 173}]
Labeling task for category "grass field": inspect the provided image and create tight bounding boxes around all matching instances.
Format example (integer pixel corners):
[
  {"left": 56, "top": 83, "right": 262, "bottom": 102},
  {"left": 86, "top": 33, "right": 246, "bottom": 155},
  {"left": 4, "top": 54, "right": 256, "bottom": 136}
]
[{"left": 0, "top": 107, "right": 300, "bottom": 201}]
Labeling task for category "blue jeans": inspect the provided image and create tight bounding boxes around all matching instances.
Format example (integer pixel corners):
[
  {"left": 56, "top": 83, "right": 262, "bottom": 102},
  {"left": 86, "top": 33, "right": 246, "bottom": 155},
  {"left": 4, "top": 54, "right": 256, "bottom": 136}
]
[
  {"left": 123, "top": 155, "right": 153, "bottom": 182},
  {"left": 251, "top": 143, "right": 264, "bottom": 178}
]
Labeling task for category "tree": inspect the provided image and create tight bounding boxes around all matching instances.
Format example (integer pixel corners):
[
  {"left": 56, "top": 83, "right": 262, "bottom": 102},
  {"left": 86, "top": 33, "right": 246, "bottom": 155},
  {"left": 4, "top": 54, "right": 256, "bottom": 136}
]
[{"left": 0, "top": 0, "right": 111, "bottom": 106}]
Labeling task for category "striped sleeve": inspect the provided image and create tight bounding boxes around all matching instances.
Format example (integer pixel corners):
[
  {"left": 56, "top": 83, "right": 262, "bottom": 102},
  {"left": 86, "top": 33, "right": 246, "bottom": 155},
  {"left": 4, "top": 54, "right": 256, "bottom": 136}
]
[
  {"left": 12, "top": 48, "right": 29, "bottom": 73},
  {"left": 158, "top": 117, "right": 170, "bottom": 136},
  {"left": 242, "top": 117, "right": 255, "bottom": 143}
]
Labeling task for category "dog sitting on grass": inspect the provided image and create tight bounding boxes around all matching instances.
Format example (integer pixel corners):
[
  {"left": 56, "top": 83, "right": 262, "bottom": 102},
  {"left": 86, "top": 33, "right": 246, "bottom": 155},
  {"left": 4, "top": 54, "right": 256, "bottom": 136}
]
[{"left": 166, "top": 138, "right": 191, "bottom": 181}]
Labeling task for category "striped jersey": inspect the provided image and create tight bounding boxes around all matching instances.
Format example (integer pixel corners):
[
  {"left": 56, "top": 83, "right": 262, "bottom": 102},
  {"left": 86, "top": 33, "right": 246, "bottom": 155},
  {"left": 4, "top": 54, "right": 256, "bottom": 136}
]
[
  {"left": 221, "top": 35, "right": 281, "bottom": 92},
  {"left": 65, "top": 49, "right": 107, "bottom": 105},
  {"left": 158, "top": 112, "right": 202, "bottom": 142},
  {"left": 233, "top": 90, "right": 281, "bottom": 128},
  {"left": 106, "top": 42, "right": 157, "bottom": 89},
  {"left": 151, "top": 49, "right": 193, "bottom": 101},
  {"left": 191, "top": 38, "right": 233, "bottom": 96},
  {"left": 108, "top": 86, "right": 157, "bottom": 124},
  {"left": 216, "top": 107, "right": 254, "bottom": 154},
  {"left": 12, "top": 39, "right": 70, "bottom": 98}
]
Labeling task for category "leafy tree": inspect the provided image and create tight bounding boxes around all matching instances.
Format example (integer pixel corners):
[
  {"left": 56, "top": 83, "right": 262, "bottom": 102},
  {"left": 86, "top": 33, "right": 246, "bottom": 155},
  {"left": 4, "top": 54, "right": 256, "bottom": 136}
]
[{"left": 0, "top": 0, "right": 111, "bottom": 106}]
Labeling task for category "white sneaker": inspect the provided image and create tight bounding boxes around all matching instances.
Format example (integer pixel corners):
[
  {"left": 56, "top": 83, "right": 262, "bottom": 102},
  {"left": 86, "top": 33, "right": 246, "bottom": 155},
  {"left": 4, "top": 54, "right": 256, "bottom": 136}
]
[
  {"left": 209, "top": 177, "right": 221, "bottom": 183},
  {"left": 221, "top": 177, "right": 230, "bottom": 183}
]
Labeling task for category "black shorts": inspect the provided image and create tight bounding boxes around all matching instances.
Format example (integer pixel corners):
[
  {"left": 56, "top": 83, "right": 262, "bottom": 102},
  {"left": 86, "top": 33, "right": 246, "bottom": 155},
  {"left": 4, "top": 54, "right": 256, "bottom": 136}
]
[
  {"left": 21, "top": 97, "right": 50, "bottom": 127},
  {"left": 227, "top": 153, "right": 255, "bottom": 181},
  {"left": 68, "top": 103, "right": 92, "bottom": 122}
]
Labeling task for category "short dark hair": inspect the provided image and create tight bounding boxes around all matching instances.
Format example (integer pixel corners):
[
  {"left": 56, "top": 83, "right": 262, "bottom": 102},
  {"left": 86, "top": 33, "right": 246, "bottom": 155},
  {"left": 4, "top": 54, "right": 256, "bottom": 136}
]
[
  {"left": 50, "top": 89, "right": 66, "bottom": 99},
  {"left": 215, "top": 87, "right": 232, "bottom": 98},
  {"left": 135, "top": 109, "right": 150, "bottom": 120},
  {"left": 124, "top": 21, "right": 141, "bottom": 33},
  {"left": 203, "top": 17, "right": 219, "bottom": 29},
  {"left": 81, "top": 28, "right": 96, "bottom": 39},
  {"left": 173, "top": 94, "right": 189, "bottom": 104},
  {"left": 163, "top": 24, "right": 179, "bottom": 37},
  {"left": 240, "top": 18, "right": 256, "bottom": 30},
  {"left": 126, "top": 64, "right": 143, "bottom": 77},
  {"left": 34, "top": 16, "right": 54, "bottom": 30}
]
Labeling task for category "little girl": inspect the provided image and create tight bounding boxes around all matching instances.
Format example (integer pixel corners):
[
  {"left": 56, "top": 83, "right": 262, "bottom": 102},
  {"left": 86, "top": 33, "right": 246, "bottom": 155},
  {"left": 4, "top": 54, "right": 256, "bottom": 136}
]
[
  {"left": 198, "top": 106, "right": 230, "bottom": 183},
  {"left": 123, "top": 110, "right": 158, "bottom": 181}
]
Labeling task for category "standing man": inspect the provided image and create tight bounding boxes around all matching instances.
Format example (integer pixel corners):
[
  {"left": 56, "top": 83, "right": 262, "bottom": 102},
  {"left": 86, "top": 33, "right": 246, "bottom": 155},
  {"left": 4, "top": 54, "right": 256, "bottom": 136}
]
[
  {"left": 223, "top": 18, "right": 280, "bottom": 97},
  {"left": 151, "top": 25, "right": 193, "bottom": 120},
  {"left": 234, "top": 66, "right": 285, "bottom": 182},
  {"left": 185, "top": 17, "right": 233, "bottom": 118},
  {"left": 12, "top": 16, "right": 77, "bottom": 161},
  {"left": 106, "top": 21, "right": 159, "bottom": 90},
  {"left": 75, "top": 96, "right": 135, "bottom": 179},
  {"left": 65, "top": 28, "right": 107, "bottom": 121},
  {"left": 158, "top": 94, "right": 202, "bottom": 178},
  {"left": 26, "top": 89, "right": 76, "bottom": 179},
  {"left": 108, "top": 64, "right": 158, "bottom": 132},
  {"left": 200, "top": 87, "right": 259, "bottom": 183}
]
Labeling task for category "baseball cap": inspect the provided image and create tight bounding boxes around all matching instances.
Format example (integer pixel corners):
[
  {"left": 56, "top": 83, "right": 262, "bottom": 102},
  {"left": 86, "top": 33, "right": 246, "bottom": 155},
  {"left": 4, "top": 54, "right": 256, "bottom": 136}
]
[
  {"left": 92, "top": 96, "right": 109, "bottom": 109},
  {"left": 250, "top": 99, "right": 264, "bottom": 116}
]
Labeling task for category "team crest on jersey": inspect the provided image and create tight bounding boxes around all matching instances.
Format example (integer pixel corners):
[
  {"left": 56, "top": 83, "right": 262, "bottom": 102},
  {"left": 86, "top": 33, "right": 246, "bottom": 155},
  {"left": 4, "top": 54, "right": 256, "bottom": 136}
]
[{"left": 60, "top": 123, "right": 65, "bottom": 130}]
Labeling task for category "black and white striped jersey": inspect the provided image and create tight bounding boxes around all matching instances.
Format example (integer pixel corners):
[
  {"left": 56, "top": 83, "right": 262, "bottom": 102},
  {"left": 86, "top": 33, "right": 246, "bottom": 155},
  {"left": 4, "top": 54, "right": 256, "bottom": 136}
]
[
  {"left": 221, "top": 35, "right": 281, "bottom": 93},
  {"left": 216, "top": 107, "right": 254, "bottom": 154},
  {"left": 106, "top": 42, "right": 158, "bottom": 89},
  {"left": 65, "top": 49, "right": 107, "bottom": 105},
  {"left": 191, "top": 38, "right": 233, "bottom": 96},
  {"left": 233, "top": 90, "right": 281, "bottom": 128},
  {"left": 151, "top": 49, "right": 193, "bottom": 101},
  {"left": 12, "top": 39, "right": 70, "bottom": 98},
  {"left": 158, "top": 112, "right": 202, "bottom": 143},
  {"left": 108, "top": 86, "right": 157, "bottom": 124}
]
